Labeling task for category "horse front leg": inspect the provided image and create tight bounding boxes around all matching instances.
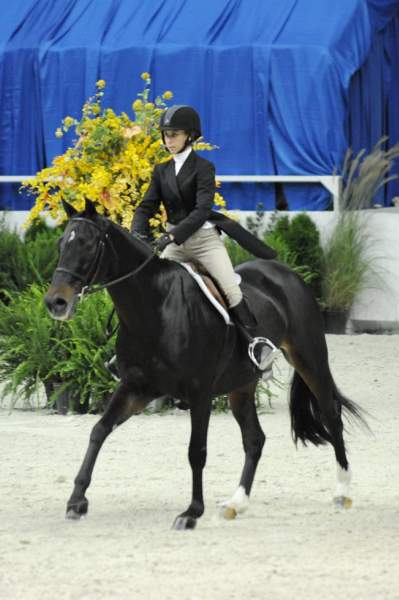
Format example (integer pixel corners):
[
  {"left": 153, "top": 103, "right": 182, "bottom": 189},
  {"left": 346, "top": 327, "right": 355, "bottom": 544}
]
[
  {"left": 221, "top": 381, "right": 266, "bottom": 519},
  {"left": 66, "top": 383, "right": 150, "bottom": 519},
  {"left": 173, "top": 398, "right": 212, "bottom": 530}
]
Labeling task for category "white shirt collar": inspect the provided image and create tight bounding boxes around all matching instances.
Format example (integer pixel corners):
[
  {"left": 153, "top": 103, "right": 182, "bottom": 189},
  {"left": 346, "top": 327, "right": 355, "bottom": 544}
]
[{"left": 173, "top": 146, "right": 192, "bottom": 173}]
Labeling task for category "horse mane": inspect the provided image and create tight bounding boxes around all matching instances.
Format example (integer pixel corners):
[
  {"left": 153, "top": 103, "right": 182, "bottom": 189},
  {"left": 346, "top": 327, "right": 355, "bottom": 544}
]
[{"left": 103, "top": 215, "right": 155, "bottom": 260}]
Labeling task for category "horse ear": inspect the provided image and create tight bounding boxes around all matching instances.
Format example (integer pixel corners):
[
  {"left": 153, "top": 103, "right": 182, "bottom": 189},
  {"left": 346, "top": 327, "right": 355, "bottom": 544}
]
[
  {"left": 84, "top": 199, "right": 97, "bottom": 216},
  {"left": 62, "top": 200, "right": 77, "bottom": 218}
]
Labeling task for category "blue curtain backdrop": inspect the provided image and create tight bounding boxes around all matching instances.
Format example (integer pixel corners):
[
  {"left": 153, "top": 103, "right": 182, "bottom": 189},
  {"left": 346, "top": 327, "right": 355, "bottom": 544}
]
[{"left": 1, "top": 0, "right": 399, "bottom": 211}]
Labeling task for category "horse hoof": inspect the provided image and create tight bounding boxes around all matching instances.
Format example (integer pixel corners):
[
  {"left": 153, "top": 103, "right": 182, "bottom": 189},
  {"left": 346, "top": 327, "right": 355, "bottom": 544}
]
[
  {"left": 221, "top": 506, "right": 237, "bottom": 520},
  {"left": 333, "top": 495, "right": 353, "bottom": 510},
  {"left": 172, "top": 515, "right": 197, "bottom": 530},
  {"left": 66, "top": 498, "right": 88, "bottom": 520}
]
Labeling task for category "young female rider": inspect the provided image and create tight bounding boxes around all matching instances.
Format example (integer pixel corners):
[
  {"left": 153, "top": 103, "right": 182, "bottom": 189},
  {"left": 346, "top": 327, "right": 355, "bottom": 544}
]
[{"left": 131, "top": 105, "right": 278, "bottom": 371}]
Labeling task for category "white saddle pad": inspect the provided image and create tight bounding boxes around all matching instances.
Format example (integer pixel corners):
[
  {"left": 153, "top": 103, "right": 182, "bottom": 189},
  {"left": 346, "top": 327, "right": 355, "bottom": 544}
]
[{"left": 179, "top": 262, "right": 241, "bottom": 324}]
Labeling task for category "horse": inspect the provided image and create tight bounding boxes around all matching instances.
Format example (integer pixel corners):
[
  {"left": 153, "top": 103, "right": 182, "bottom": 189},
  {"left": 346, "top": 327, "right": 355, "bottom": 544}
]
[{"left": 44, "top": 200, "right": 366, "bottom": 529}]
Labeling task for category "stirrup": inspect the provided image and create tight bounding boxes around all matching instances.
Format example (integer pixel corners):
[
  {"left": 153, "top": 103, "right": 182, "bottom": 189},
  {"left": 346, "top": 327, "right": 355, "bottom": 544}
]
[{"left": 248, "top": 337, "right": 278, "bottom": 371}]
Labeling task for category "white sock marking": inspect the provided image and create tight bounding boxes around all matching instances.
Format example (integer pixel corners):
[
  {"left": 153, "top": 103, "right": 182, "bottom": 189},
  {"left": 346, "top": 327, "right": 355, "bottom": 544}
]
[
  {"left": 335, "top": 464, "right": 352, "bottom": 497},
  {"left": 223, "top": 485, "right": 249, "bottom": 514}
]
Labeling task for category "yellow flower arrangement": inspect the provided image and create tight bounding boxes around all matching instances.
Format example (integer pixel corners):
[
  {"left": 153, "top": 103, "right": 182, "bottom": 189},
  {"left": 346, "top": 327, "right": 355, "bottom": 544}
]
[{"left": 22, "top": 73, "right": 226, "bottom": 232}]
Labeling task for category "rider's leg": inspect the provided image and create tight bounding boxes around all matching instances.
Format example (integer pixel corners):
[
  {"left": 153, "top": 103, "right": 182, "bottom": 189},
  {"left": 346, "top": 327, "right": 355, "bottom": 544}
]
[
  {"left": 229, "top": 297, "right": 278, "bottom": 370},
  {"left": 186, "top": 228, "right": 278, "bottom": 371}
]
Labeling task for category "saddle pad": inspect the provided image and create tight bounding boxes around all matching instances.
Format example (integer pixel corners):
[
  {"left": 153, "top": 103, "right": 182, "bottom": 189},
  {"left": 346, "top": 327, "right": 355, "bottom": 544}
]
[{"left": 180, "top": 262, "right": 240, "bottom": 324}]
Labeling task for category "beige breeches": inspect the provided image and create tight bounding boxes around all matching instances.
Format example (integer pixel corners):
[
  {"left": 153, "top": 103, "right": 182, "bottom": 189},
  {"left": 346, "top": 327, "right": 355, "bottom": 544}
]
[{"left": 162, "top": 227, "right": 242, "bottom": 307}]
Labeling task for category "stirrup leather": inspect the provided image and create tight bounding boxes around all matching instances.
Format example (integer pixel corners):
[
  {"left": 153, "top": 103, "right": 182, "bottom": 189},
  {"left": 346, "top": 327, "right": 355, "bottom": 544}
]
[{"left": 248, "top": 337, "right": 278, "bottom": 370}]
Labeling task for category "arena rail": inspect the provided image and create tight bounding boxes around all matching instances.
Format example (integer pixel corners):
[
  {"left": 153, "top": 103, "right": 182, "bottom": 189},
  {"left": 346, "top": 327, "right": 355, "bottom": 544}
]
[{"left": 0, "top": 174, "right": 341, "bottom": 211}]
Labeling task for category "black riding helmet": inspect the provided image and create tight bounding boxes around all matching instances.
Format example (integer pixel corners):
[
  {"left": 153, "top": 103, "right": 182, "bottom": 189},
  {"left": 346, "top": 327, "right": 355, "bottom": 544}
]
[{"left": 159, "top": 105, "right": 202, "bottom": 149}]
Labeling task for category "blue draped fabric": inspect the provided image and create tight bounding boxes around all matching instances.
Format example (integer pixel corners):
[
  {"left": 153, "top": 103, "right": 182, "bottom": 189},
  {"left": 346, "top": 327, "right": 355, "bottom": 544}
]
[
  {"left": 348, "top": 11, "right": 399, "bottom": 204},
  {"left": 1, "top": 0, "right": 399, "bottom": 211}
]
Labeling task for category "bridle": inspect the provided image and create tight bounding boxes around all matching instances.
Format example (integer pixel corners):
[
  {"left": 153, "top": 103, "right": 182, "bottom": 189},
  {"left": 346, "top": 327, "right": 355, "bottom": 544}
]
[{"left": 55, "top": 217, "right": 155, "bottom": 299}]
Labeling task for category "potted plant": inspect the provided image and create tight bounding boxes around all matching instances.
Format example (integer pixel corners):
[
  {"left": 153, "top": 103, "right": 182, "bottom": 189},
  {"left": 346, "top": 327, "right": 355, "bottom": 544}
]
[{"left": 320, "top": 138, "right": 399, "bottom": 333}]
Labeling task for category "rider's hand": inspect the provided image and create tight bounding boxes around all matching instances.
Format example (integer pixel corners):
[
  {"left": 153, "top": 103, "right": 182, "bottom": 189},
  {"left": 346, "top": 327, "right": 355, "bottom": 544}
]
[{"left": 153, "top": 233, "right": 174, "bottom": 252}]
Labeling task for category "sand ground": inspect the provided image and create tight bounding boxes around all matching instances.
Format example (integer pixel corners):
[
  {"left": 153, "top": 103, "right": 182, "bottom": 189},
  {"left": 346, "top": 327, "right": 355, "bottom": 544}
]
[{"left": 1, "top": 334, "right": 399, "bottom": 600}]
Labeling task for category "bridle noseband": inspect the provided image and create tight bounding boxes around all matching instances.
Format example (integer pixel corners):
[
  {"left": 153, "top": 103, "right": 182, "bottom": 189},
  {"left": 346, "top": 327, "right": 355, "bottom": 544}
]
[{"left": 55, "top": 217, "right": 155, "bottom": 299}]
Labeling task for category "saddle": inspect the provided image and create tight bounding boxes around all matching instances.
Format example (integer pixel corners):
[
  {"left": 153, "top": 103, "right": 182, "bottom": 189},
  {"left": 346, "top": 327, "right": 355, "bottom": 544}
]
[{"left": 184, "top": 262, "right": 228, "bottom": 309}]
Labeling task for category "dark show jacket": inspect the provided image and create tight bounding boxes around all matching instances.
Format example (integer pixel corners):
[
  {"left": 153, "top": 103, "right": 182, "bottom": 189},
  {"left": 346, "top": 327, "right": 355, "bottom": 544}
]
[{"left": 131, "top": 150, "right": 277, "bottom": 260}]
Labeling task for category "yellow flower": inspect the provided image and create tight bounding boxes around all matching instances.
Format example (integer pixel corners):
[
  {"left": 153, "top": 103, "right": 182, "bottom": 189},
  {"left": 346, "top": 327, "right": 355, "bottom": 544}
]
[
  {"left": 96, "top": 79, "right": 106, "bottom": 89},
  {"left": 25, "top": 74, "right": 225, "bottom": 231},
  {"left": 214, "top": 192, "right": 226, "bottom": 207},
  {"left": 132, "top": 99, "right": 143, "bottom": 112},
  {"left": 55, "top": 128, "right": 63, "bottom": 138},
  {"left": 63, "top": 116, "right": 75, "bottom": 128},
  {"left": 123, "top": 125, "right": 142, "bottom": 139}
]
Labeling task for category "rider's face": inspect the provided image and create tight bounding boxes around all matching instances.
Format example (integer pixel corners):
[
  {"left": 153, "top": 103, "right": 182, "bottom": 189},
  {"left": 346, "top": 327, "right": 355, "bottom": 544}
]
[{"left": 163, "top": 130, "right": 189, "bottom": 154}]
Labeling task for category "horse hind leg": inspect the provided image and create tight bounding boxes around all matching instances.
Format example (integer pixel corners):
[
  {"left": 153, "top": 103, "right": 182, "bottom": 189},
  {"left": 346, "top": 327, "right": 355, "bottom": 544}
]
[
  {"left": 220, "top": 380, "right": 265, "bottom": 520},
  {"left": 286, "top": 345, "right": 356, "bottom": 509},
  {"left": 66, "top": 383, "right": 151, "bottom": 519}
]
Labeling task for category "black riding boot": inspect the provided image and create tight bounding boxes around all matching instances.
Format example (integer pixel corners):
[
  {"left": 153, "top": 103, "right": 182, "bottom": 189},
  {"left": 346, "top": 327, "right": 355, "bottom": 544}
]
[{"left": 229, "top": 297, "right": 278, "bottom": 371}]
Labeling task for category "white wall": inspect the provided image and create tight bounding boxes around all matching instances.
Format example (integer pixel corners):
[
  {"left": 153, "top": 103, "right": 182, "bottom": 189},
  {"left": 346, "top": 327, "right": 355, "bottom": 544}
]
[{"left": 2, "top": 208, "right": 399, "bottom": 325}]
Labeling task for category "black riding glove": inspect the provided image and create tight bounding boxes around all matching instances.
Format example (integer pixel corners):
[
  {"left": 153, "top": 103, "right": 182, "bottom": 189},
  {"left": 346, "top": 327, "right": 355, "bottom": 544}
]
[{"left": 153, "top": 233, "right": 174, "bottom": 253}]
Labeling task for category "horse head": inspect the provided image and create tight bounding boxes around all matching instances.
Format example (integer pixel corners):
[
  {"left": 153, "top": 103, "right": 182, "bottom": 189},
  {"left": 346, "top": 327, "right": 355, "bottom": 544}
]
[{"left": 45, "top": 199, "right": 114, "bottom": 320}]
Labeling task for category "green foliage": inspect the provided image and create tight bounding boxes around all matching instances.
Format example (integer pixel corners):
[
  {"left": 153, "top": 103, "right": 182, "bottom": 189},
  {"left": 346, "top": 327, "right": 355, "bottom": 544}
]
[
  {"left": 269, "top": 213, "right": 323, "bottom": 297},
  {"left": 0, "top": 284, "right": 70, "bottom": 405},
  {"left": 320, "top": 141, "right": 394, "bottom": 310},
  {"left": 321, "top": 213, "right": 377, "bottom": 310},
  {"left": 48, "top": 292, "right": 118, "bottom": 411},
  {"left": 0, "top": 284, "right": 117, "bottom": 411},
  {"left": 224, "top": 221, "right": 317, "bottom": 286},
  {"left": 224, "top": 237, "right": 255, "bottom": 267},
  {"left": 0, "top": 217, "right": 61, "bottom": 299},
  {"left": 0, "top": 218, "right": 30, "bottom": 297}
]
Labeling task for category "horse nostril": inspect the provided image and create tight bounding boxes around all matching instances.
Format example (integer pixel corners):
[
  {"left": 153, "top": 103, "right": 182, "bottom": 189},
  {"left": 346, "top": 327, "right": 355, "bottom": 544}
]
[
  {"left": 45, "top": 294, "right": 68, "bottom": 314},
  {"left": 55, "top": 296, "right": 68, "bottom": 308}
]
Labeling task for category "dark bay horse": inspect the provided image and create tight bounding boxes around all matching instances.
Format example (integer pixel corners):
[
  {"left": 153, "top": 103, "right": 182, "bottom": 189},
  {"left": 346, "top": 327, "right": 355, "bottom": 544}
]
[{"left": 45, "top": 201, "right": 365, "bottom": 529}]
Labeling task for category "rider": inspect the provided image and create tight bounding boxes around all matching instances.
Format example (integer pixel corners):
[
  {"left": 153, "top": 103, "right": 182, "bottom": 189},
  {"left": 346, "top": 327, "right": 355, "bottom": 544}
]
[{"left": 131, "top": 105, "right": 278, "bottom": 371}]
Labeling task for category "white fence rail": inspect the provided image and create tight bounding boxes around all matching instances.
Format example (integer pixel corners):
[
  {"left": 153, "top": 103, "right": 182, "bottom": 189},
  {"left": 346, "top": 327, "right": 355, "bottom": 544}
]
[{"left": 1, "top": 174, "right": 341, "bottom": 210}]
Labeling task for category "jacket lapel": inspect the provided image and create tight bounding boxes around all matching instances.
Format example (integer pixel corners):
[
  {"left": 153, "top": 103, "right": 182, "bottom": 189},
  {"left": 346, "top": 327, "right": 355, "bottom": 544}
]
[{"left": 165, "top": 159, "right": 183, "bottom": 201}]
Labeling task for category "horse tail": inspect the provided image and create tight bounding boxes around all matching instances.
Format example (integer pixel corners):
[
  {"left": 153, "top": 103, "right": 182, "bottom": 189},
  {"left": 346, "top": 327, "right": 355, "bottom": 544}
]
[{"left": 289, "top": 370, "right": 368, "bottom": 447}]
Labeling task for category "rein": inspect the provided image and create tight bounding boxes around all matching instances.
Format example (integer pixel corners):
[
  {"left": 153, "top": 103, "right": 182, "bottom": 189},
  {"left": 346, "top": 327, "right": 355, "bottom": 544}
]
[{"left": 55, "top": 217, "right": 155, "bottom": 300}]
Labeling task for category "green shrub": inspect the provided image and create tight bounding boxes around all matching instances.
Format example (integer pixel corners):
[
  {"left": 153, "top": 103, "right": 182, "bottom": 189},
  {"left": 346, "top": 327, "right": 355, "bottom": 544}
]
[
  {"left": 0, "top": 284, "right": 70, "bottom": 405},
  {"left": 224, "top": 237, "right": 255, "bottom": 267},
  {"left": 0, "top": 284, "right": 117, "bottom": 412},
  {"left": 0, "top": 217, "right": 61, "bottom": 299},
  {"left": 0, "top": 218, "right": 31, "bottom": 297},
  {"left": 278, "top": 213, "right": 323, "bottom": 298},
  {"left": 48, "top": 292, "right": 118, "bottom": 412},
  {"left": 24, "top": 228, "right": 61, "bottom": 286}
]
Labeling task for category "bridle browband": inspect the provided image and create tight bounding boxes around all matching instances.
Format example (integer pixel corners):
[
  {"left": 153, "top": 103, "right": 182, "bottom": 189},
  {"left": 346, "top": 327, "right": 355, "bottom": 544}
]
[{"left": 55, "top": 217, "right": 155, "bottom": 299}]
